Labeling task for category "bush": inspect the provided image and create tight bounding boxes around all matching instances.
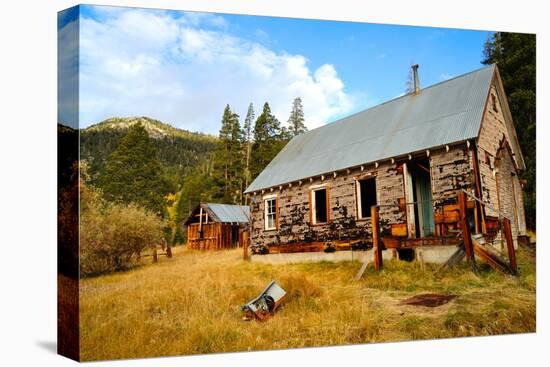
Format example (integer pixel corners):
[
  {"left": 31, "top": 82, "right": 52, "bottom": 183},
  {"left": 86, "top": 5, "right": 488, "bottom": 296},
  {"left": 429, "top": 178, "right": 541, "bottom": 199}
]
[{"left": 80, "top": 185, "right": 165, "bottom": 276}]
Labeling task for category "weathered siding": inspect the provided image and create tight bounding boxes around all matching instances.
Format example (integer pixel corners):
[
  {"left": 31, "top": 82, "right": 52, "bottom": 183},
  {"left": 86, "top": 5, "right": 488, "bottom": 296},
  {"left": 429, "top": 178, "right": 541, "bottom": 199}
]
[
  {"left": 495, "top": 146, "right": 520, "bottom": 239},
  {"left": 250, "top": 162, "right": 409, "bottom": 248},
  {"left": 477, "top": 85, "right": 511, "bottom": 214},
  {"left": 187, "top": 223, "right": 238, "bottom": 250},
  {"left": 476, "top": 84, "right": 526, "bottom": 237},
  {"left": 430, "top": 145, "right": 474, "bottom": 207},
  {"left": 249, "top": 145, "right": 474, "bottom": 249}
]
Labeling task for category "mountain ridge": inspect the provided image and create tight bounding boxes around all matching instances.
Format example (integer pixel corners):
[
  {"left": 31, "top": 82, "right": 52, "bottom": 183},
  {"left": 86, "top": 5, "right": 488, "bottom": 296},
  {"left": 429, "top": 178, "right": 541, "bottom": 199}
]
[
  {"left": 85, "top": 116, "right": 217, "bottom": 141},
  {"left": 80, "top": 116, "right": 218, "bottom": 190}
]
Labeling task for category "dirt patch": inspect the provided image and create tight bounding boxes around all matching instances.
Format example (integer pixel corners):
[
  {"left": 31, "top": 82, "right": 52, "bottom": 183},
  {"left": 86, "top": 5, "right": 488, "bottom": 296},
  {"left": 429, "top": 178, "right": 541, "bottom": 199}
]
[{"left": 400, "top": 294, "right": 457, "bottom": 307}]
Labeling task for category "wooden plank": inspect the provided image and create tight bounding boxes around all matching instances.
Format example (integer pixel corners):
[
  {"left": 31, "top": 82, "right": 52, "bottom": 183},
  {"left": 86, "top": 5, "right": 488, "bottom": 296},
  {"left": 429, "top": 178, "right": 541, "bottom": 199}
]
[
  {"left": 383, "top": 236, "right": 401, "bottom": 249},
  {"left": 435, "top": 211, "right": 460, "bottom": 224},
  {"left": 372, "top": 206, "right": 382, "bottom": 271},
  {"left": 472, "top": 241, "right": 512, "bottom": 274},
  {"left": 243, "top": 230, "right": 249, "bottom": 260},
  {"left": 326, "top": 186, "right": 330, "bottom": 223},
  {"left": 443, "top": 204, "right": 460, "bottom": 213},
  {"left": 275, "top": 196, "right": 279, "bottom": 230},
  {"left": 309, "top": 190, "right": 313, "bottom": 225},
  {"left": 471, "top": 142, "right": 486, "bottom": 233},
  {"left": 401, "top": 237, "right": 462, "bottom": 248},
  {"left": 458, "top": 191, "right": 476, "bottom": 269},
  {"left": 355, "top": 260, "right": 369, "bottom": 280},
  {"left": 403, "top": 163, "right": 416, "bottom": 238},
  {"left": 502, "top": 218, "right": 517, "bottom": 275},
  {"left": 398, "top": 197, "right": 406, "bottom": 212},
  {"left": 199, "top": 207, "right": 203, "bottom": 233},
  {"left": 391, "top": 223, "right": 408, "bottom": 237}
]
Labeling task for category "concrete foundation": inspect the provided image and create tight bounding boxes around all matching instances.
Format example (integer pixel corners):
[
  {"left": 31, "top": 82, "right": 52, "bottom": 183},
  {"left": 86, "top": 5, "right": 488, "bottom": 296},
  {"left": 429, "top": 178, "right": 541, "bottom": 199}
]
[{"left": 250, "top": 246, "right": 459, "bottom": 265}]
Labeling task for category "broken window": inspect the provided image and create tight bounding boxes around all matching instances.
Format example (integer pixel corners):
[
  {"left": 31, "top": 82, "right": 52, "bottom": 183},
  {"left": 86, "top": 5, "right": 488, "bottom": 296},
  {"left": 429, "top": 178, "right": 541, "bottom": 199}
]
[
  {"left": 357, "top": 178, "right": 377, "bottom": 219},
  {"left": 264, "top": 197, "right": 277, "bottom": 230},
  {"left": 311, "top": 187, "right": 329, "bottom": 224}
]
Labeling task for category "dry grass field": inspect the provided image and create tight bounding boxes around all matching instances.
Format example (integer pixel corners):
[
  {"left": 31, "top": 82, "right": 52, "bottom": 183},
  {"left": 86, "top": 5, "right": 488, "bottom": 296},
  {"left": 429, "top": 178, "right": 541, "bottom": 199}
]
[{"left": 79, "top": 246, "right": 536, "bottom": 361}]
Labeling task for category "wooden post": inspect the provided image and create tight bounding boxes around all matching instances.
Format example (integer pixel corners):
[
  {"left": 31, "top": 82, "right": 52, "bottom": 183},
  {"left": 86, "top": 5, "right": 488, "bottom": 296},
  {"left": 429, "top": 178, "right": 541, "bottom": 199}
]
[
  {"left": 152, "top": 247, "right": 158, "bottom": 263},
  {"left": 371, "top": 205, "right": 382, "bottom": 271},
  {"left": 243, "top": 230, "right": 249, "bottom": 260},
  {"left": 471, "top": 142, "right": 486, "bottom": 234},
  {"left": 166, "top": 245, "right": 172, "bottom": 258},
  {"left": 502, "top": 218, "right": 517, "bottom": 275},
  {"left": 199, "top": 207, "right": 203, "bottom": 234},
  {"left": 458, "top": 191, "right": 476, "bottom": 269}
]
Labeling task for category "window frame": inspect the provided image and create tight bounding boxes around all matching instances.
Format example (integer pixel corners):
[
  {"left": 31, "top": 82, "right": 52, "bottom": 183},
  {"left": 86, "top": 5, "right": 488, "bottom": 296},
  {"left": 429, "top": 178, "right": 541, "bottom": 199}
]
[
  {"left": 263, "top": 194, "right": 278, "bottom": 231},
  {"left": 309, "top": 185, "right": 330, "bottom": 225},
  {"left": 356, "top": 176, "right": 377, "bottom": 220}
]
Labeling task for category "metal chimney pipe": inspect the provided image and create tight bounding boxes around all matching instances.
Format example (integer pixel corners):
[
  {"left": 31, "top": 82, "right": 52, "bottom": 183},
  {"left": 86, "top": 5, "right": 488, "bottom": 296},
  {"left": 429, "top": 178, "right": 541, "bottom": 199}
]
[{"left": 412, "top": 64, "right": 420, "bottom": 94}]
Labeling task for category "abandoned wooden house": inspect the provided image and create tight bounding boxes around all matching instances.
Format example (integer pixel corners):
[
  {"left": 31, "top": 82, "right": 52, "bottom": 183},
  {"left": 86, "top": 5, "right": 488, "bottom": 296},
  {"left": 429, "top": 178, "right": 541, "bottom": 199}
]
[
  {"left": 185, "top": 203, "right": 250, "bottom": 250},
  {"left": 244, "top": 64, "right": 528, "bottom": 262}
]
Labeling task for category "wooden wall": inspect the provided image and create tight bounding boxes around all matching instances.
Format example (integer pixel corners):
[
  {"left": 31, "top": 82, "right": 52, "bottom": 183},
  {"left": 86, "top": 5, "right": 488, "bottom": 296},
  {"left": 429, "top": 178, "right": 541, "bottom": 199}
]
[{"left": 187, "top": 223, "right": 246, "bottom": 250}]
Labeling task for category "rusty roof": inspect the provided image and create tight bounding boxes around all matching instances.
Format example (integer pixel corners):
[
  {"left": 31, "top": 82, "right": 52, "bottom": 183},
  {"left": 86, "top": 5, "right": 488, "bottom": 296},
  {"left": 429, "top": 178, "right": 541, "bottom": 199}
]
[
  {"left": 245, "top": 65, "right": 496, "bottom": 194},
  {"left": 185, "top": 203, "right": 250, "bottom": 225}
]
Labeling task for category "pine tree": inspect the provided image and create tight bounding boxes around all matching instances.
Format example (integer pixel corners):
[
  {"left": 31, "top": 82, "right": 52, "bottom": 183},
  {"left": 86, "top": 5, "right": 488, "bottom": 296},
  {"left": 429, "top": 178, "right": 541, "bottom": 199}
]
[
  {"left": 229, "top": 110, "right": 244, "bottom": 203},
  {"left": 482, "top": 32, "right": 536, "bottom": 229},
  {"left": 243, "top": 103, "right": 255, "bottom": 193},
  {"left": 100, "top": 122, "right": 169, "bottom": 215},
  {"left": 250, "top": 102, "right": 287, "bottom": 180},
  {"left": 212, "top": 105, "right": 244, "bottom": 203},
  {"left": 287, "top": 97, "right": 307, "bottom": 136}
]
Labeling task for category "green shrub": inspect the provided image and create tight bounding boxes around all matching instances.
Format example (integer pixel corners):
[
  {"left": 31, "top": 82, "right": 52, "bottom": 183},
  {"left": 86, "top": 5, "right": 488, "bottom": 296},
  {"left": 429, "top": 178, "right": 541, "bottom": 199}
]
[{"left": 80, "top": 184, "right": 165, "bottom": 276}]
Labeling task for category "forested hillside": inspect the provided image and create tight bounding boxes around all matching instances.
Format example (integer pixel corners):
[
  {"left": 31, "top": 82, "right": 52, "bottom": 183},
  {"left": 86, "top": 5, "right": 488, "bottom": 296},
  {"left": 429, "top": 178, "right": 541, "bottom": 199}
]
[
  {"left": 80, "top": 117, "right": 217, "bottom": 191},
  {"left": 79, "top": 100, "right": 304, "bottom": 246}
]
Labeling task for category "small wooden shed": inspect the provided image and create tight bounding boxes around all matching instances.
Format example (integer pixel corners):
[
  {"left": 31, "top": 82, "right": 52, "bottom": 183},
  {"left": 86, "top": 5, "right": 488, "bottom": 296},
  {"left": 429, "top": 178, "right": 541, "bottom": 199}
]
[{"left": 184, "top": 203, "right": 250, "bottom": 250}]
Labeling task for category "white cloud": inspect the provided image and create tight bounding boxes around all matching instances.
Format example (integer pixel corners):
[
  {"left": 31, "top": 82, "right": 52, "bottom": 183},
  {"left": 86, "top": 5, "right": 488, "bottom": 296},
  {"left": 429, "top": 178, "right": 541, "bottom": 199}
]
[
  {"left": 76, "top": 6, "right": 356, "bottom": 133},
  {"left": 440, "top": 73, "right": 455, "bottom": 80},
  {"left": 58, "top": 10, "right": 79, "bottom": 128}
]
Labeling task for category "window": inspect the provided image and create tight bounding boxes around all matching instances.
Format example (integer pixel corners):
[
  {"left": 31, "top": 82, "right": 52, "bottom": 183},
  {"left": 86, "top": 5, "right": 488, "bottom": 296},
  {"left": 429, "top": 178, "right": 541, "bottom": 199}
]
[
  {"left": 264, "top": 197, "right": 277, "bottom": 230},
  {"left": 357, "top": 178, "right": 377, "bottom": 219},
  {"left": 311, "top": 187, "right": 329, "bottom": 224},
  {"left": 491, "top": 94, "right": 498, "bottom": 112}
]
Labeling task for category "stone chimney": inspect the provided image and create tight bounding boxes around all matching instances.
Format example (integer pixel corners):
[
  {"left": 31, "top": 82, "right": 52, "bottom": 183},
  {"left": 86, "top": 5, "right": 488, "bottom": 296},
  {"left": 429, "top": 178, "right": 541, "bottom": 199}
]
[{"left": 411, "top": 64, "right": 420, "bottom": 94}]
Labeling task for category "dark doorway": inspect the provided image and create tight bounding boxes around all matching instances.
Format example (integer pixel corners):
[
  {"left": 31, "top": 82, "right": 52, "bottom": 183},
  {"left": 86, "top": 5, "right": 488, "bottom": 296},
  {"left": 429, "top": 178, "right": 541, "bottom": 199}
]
[
  {"left": 314, "top": 188, "right": 328, "bottom": 224},
  {"left": 398, "top": 248, "right": 415, "bottom": 262},
  {"left": 232, "top": 225, "right": 239, "bottom": 247},
  {"left": 358, "top": 178, "right": 377, "bottom": 218}
]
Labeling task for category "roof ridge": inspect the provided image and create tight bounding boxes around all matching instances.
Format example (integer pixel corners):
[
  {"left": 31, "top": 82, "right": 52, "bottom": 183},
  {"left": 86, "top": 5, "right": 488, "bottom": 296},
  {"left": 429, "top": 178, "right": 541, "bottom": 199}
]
[{"left": 298, "top": 64, "right": 495, "bottom": 136}]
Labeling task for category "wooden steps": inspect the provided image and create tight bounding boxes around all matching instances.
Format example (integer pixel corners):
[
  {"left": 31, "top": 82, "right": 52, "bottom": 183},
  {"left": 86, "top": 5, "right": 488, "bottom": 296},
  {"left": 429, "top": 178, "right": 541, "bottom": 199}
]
[{"left": 471, "top": 238, "right": 515, "bottom": 275}]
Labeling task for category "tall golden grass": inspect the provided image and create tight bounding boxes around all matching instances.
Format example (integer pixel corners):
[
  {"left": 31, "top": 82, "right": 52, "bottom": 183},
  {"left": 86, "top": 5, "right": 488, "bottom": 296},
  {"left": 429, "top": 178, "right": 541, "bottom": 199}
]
[{"left": 79, "top": 246, "right": 536, "bottom": 361}]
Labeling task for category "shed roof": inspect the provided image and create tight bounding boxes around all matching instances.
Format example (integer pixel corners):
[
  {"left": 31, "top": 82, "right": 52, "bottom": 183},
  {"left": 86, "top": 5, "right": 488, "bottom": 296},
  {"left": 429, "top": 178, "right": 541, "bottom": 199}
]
[
  {"left": 185, "top": 203, "right": 250, "bottom": 225},
  {"left": 245, "top": 65, "right": 496, "bottom": 194}
]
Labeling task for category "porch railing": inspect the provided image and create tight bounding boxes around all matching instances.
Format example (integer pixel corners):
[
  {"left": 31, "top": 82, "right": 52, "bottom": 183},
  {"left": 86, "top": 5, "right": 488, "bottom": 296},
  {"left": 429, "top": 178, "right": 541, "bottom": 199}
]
[{"left": 367, "top": 190, "right": 517, "bottom": 275}]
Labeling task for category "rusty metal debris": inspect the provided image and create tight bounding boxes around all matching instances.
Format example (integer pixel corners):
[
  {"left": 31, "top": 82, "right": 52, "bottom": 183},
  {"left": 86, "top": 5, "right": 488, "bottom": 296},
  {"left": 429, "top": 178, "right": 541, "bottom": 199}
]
[
  {"left": 241, "top": 281, "right": 286, "bottom": 321},
  {"left": 400, "top": 293, "right": 457, "bottom": 307}
]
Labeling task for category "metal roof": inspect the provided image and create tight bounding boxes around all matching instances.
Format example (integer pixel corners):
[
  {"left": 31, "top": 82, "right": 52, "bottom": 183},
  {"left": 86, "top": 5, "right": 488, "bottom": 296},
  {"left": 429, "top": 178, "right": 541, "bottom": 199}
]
[
  {"left": 245, "top": 65, "right": 495, "bottom": 194},
  {"left": 202, "top": 203, "right": 250, "bottom": 224}
]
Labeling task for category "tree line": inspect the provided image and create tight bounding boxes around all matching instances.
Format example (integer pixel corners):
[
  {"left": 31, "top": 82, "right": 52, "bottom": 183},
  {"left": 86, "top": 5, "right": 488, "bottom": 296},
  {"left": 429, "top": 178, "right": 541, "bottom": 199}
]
[
  {"left": 93, "top": 97, "right": 307, "bottom": 245},
  {"left": 170, "top": 98, "right": 307, "bottom": 243},
  {"left": 213, "top": 97, "right": 307, "bottom": 204}
]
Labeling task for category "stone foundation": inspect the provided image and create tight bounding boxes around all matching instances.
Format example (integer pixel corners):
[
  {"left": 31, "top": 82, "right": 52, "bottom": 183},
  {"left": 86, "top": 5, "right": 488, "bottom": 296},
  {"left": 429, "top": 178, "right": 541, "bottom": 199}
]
[{"left": 250, "top": 246, "right": 460, "bottom": 265}]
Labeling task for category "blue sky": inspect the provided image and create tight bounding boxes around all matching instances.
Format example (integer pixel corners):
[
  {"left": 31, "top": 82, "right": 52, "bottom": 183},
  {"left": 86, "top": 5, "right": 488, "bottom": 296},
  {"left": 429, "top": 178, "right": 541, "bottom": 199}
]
[{"left": 58, "top": 5, "right": 491, "bottom": 133}]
